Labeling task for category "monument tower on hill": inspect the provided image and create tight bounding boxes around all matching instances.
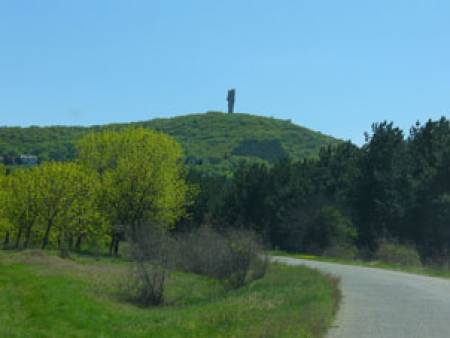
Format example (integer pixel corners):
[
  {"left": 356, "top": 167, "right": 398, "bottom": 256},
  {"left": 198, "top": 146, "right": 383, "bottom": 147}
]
[{"left": 227, "top": 88, "right": 235, "bottom": 114}]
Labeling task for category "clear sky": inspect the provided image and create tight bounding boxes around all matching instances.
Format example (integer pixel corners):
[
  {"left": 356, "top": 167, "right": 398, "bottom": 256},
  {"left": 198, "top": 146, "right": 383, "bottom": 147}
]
[{"left": 1, "top": 1, "right": 449, "bottom": 144}]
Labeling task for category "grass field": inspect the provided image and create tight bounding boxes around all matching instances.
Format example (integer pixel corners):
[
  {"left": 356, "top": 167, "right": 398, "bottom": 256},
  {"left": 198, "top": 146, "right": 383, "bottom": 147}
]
[
  {"left": 271, "top": 251, "right": 450, "bottom": 279},
  {"left": 0, "top": 250, "right": 340, "bottom": 338}
]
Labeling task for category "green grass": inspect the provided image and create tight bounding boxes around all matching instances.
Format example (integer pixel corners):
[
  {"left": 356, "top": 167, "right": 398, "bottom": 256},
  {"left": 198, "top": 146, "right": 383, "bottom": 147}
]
[
  {"left": 0, "top": 250, "right": 340, "bottom": 338},
  {"left": 271, "top": 251, "right": 450, "bottom": 279}
]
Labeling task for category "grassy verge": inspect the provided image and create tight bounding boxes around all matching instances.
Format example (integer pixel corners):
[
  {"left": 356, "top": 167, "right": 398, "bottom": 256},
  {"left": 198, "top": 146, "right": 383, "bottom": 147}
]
[
  {"left": 0, "top": 250, "right": 340, "bottom": 338},
  {"left": 271, "top": 251, "right": 450, "bottom": 279}
]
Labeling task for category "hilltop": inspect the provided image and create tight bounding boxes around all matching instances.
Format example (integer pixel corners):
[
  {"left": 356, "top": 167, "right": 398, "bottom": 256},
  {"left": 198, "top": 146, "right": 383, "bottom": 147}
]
[{"left": 0, "top": 112, "right": 339, "bottom": 173}]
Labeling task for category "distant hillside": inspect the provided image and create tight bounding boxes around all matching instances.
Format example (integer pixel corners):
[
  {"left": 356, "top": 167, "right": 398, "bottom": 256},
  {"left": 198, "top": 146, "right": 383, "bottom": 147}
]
[{"left": 0, "top": 112, "right": 339, "bottom": 173}]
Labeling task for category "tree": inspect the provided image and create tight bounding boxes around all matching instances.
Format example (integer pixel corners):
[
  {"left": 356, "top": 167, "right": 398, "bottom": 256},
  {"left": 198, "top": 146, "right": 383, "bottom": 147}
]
[
  {"left": 77, "top": 128, "right": 192, "bottom": 255},
  {"left": 76, "top": 129, "right": 126, "bottom": 175},
  {"left": 66, "top": 185, "right": 106, "bottom": 252},
  {"left": 407, "top": 118, "right": 450, "bottom": 258},
  {"left": 315, "top": 142, "right": 362, "bottom": 209},
  {"left": 221, "top": 162, "right": 272, "bottom": 236},
  {"left": 304, "top": 205, "right": 356, "bottom": 254},
  {"left": 4, "top": 168, "right": 40, "bottom": 248},
  {"left": 33, "top": 162, "right": 101, "bottom": 252},
  {"left": 177, "top": 169, "right": 227, "bottom": 231},
  {"left": 354, "top": 122, "right": 410, "bottom": 251},
  {"left": 0, "top": 165, "right": 11, "bottom": 246}
]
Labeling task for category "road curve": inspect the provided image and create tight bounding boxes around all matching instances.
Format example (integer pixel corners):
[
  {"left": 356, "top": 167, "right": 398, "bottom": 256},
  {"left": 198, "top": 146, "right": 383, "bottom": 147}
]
[{"left": 273, "top": 256, "right": 450, "bottom": 338}]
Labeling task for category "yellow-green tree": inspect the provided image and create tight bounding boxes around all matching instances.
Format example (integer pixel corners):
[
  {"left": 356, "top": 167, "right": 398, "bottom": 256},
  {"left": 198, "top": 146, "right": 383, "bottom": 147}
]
[
  {"left": 77, "top": 128, "right": 191, "bottom": 255},
  {"left": 3, "top": 168, "right": 40, "bottom": 248},
  {"left": 65, "top": 173, "right": 107, "bottom": 251},
  {"left": 0, "top": 165, "right": 11, "bottom": 246},
  {"left": 77, "top": 129, "right": 127, "bottom": 175},
  {"left": 33, "top": 162, "right": 102, "bottom": 250}
]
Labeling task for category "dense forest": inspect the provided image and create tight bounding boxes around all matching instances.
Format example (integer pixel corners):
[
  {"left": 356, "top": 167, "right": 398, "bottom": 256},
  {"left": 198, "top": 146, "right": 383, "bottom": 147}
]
[
  {"left": 2, "top": 114, "right": 450, "bottom": 266},
  {"left": 184, "top": 117, "right": 450, "bottom": 264},
  {"left": 0, "top": 112, "right": 338, "bottom": 173}
]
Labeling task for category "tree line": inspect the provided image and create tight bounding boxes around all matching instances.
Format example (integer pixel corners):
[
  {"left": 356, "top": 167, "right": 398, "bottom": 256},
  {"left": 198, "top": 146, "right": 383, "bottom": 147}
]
[
  {"left": 0, "top": 128, "right": 191, "bottom": 256},
  {"left": 0, "top": 112, "right": 337, "bottom": 174},
  {"left": 186, "top": 117, "right": 450, "bottom": 263},
  {"left": 2, "top": 117, "right": 449, "bottom": 265}
]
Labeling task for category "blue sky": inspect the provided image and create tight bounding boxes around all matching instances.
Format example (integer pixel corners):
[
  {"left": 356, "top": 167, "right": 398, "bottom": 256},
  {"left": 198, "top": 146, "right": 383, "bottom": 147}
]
[{"left": 1, "top": 0, "right": 449, "bottom": 143}]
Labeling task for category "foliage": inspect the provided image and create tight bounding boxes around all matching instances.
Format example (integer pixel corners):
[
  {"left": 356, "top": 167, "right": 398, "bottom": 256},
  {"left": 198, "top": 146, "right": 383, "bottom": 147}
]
[
  {"left": 353, "top": 122, "right": 410, "bottom": 250},
  {"left": 219, "top": 162, "right": 273, "bottom": 236},
  {"left": 304, "top": 206, "right": 357, "bottom": 254},
  {"left": 175, "top": 227, "right": 268, "bottom": 289},
  {"left": 0, "top": 165, "right": 10, "bottom": 244},
  {"left": 35, "top": 163, "right": 102, "bottom": 252},
  {"left": 185, "top": 116, "right": 450, "bottom": 264},
  {"left": 376, "top": 242, "right": 422, "bottom": 267},
  {"left": 77, "top": 128, "right": 192, "bottom": 254},
  {"left": 192, "top": 147, "right": 360, "bottom": 255},
  {"left": 0, "top": 112, "right": 339, "bottom": 174},
  {"left": 123, "top": 226, "right": 172, "bottom": 306},
  {"left": 3, "top": 114, "right": 450, "bottom": 267},
  {"left": 1, "top": 163, "right": 103, "bottom": 252},
  {"left": 231, "top": 138, "right": 288, "bottom": 162},
  {"left": 3, "top": 167, "right": 40, "bottom": 249},
  {"left": 0, "top": 128, "right": 190, "bottom": 256},
  {"left": 225, "top": 229, "right": 269, "bottom": 288},
  {"left": 0, "top": 126, "right": 84, "bottom": 163}
]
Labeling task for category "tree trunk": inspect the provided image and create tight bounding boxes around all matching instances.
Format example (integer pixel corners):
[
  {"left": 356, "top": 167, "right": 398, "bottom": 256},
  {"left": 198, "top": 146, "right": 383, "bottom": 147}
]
[
  {"left": 68, "top": 235, "right": 74, "bottom": 250},
  {"left": 75, "top": 235, "right": 82, "bottom": 251},
  {"left": 59, "top": 231, "right": 70, "bottom": 258},
  {"left": 108, "top": 234, "right": 115, "bottom": 256},
  {"left": 3, "top": 231, "right": 10, "bottom": 247},
  {"left": 113, "top": 237, "right": 120, "bottom": 256},
  {"left": 24, "top": 225, "right": 33, "bottom": 249},
  {"left": 42, "top": 220, "right": 53, "bottom": 249},
  {"left": 15, "top": 227, "right": 23, "bottom": 249}
]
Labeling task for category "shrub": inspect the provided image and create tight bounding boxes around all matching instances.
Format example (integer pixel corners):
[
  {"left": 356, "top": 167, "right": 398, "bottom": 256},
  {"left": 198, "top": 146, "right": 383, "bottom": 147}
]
[
  {"left": 278, "top": 204, "right": 357, "bottom": 255},
  {"left": 225, "top": 229, "right": 269, "bottom": 288},
  {"left": 174, "top": 227, "right": 230, "bottom": 278},
  {"left": 124, "top": 260, "right": 168, "bottom": 306},
  {"left": 323, "top": 243, "right": 358, "bottom": 259},
  {"left": 376, "top": 241, "right": 422, "bottom": 267},
  {"left": 305, "top": 206, "right": 356, "bottom": 254},
  {"left": 175, "top": 227, "right": 267, "bottom": 289},
  {"left": 123, "top": 226, "right": 171, "bottom": 306}
]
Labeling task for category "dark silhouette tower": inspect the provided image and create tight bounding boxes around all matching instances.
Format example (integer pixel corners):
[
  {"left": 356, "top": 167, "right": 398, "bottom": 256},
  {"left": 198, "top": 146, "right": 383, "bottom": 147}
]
[{"left": 227, "top": 88, "right": 236, "bottom": 114}]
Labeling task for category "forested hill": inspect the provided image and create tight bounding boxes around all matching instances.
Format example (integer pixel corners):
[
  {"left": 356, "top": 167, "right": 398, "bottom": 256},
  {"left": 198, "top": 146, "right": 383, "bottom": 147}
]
[{"left": 0, "top": 112, "right": 338, "bottom": 172}]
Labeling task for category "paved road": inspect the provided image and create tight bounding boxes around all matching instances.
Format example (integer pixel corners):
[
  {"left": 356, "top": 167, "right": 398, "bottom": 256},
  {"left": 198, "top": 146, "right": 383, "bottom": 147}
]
[{"left": 273, "top": 256, "right": 450, "bottom": 338}]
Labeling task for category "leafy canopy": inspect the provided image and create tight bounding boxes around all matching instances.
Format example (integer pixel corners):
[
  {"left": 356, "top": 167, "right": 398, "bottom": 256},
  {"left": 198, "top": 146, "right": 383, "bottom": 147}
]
[{"left": 77, "top": 128, "right": 192, "bottom": 240}]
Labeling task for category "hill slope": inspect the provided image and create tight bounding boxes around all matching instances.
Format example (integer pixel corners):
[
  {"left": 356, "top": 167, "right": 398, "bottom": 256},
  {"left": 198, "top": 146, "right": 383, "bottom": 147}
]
[
  {"left": 0, "top": 112, "right": 339, "bottom": 173},
  {"left": 0, "top": 250, "right": 339, "bottom": 338}
]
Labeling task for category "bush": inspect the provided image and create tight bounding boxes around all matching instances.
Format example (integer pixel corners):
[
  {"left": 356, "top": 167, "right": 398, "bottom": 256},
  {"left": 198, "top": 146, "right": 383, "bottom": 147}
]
[
  {"left": 174, "top": 226, "right": 228, "bottom": 278},
  {"left": 225, "top": 229, "right": 269, "bottom": 288},
  {"left": 277, "top": 204, "right": 357, "bottom": 255},
  {"left": 123, "top": 226, "right": 171, "bottom": 306},
  {"left": 323, "top": 243, "right": 358, "bottom": 259},
  {"left": 305, "top": 206, "right": 357, "bottom": 254},
  {"left": 376, "top": 241, "right": 422, "bottom": 267},
  {"left": 124, "top": 260, "right": 168, "bottom": 306},
  {"left": 175, "top": 227, "right": 267, "bottom": 289}
]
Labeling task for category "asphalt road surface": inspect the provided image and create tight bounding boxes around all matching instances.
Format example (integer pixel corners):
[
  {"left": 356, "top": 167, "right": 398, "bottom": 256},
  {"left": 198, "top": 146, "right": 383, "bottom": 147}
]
[{"left": 273, "top": 256, "right": 450, "bottom": 338}]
